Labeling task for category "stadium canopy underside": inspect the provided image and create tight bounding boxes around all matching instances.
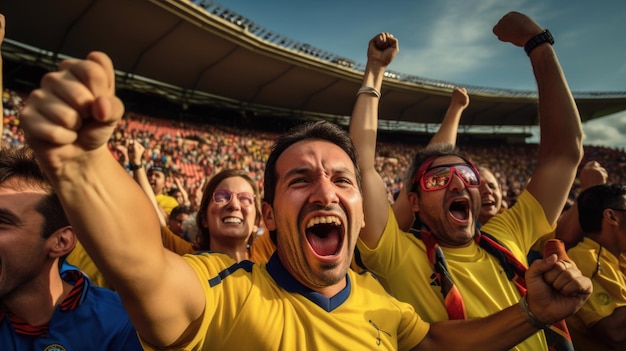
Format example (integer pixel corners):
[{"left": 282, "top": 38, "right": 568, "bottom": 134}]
[{"left": 3, "top": 0, "right": 626, "bottom": 141}]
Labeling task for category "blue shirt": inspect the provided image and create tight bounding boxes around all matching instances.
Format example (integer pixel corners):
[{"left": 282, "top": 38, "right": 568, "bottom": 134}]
[{"left": 0, "top": 269, "right": 142, "bottom": 351}]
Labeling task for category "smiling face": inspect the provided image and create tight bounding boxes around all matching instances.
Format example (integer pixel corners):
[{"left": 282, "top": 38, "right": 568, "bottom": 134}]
[
  {"left": 204, "top": 176, "right": 258, "bottom": 248},
  {"left": 477, "top": 167, "right": 502, "bottom": 225},
  {"left": 263, "top": 139, "right": 364, "bottom": 296},
  {"left": 413, "top": 155, "right": 481, "bottom": 247}
]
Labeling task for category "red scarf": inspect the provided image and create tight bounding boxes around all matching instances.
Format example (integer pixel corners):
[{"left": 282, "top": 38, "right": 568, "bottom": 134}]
[{"left": 414, "top": 228, "right": 573, "bottom": 351}]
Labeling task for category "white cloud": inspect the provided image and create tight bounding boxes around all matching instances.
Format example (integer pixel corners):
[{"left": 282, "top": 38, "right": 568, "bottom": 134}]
[
  {"left": 582, "top": 110, "right": 626, "bottom": 149},
  {"left": 389, "top": 1, "right": 554, "bottom": 87}
]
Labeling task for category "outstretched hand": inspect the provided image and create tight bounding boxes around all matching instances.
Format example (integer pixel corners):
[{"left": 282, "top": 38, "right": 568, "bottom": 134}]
[
  {"left": 367, "top": 32, "right": 399, "bottom": 68},
  {"left": 20, "top": 52, "right": 124, "bottom": 166}
]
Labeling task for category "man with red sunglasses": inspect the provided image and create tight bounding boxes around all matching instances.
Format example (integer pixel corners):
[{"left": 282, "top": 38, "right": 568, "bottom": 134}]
[{"left": 350, "top": 12, "right": 584, "bottom": 351}]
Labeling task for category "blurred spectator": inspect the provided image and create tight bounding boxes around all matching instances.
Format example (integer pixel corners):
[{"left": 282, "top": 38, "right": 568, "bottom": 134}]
[
  {"left": 1, "top": 87, "right": 625, "bottom": 210},
  {"left": 566, "top": 184, "right": 626, "bottom": 350},
  {"left": 168, "top": 205, "right": 193, "bottom": 239},
  {"left": 148, "top": 165, "right": 179, "bottom": 216}
]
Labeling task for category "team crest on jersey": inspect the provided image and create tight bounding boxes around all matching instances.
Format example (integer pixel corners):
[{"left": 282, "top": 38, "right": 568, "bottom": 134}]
[{"left": 43, "top": 344, "right": 67, "bottom": 351}]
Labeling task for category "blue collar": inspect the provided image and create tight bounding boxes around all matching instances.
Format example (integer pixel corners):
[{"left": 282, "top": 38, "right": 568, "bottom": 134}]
[{"left": 266, "top": 252, "right": 351, "bottom": 312}]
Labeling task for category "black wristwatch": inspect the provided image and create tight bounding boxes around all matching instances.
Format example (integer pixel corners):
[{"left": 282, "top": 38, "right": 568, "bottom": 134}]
[
  {"left": 129, "top": 163, "right": 143, "bottom": 171},
  {"left": 524, "top": 30, "right": 554, "bottom": 56}
]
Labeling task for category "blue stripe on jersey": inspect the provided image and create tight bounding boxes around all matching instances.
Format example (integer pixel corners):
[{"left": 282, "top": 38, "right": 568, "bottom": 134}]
[{"left": 208, "top": 260, "right": 254, "bottom": 287}]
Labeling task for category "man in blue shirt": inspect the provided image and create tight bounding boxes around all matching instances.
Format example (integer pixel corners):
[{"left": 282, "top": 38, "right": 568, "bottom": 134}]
[{"left": 0, "top": 146, "right": 142, "bottom": 351}]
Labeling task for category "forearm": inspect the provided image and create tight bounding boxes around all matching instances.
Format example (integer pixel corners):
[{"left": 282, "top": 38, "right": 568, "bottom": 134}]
[
  {"left": 133, "top": 167, "right": 168, "bottom": 227},
  {"left": 349, "top": 62, "right": 392, "bottom": 248},
  {"left": 49, "top": 147, "right": 165, "bottom": 292},
  {"left": 532, "top": 44, "right": 583, "bottom": 164},
  {"left": 429, "top": 106, "right": 462, "bottom": 146},
  {"left": 349, "top": 62, "right": 386, "bottom": 170},
  {"left": 526, "top": 44, "right": 583, "bottom": 223},
  {"left": 418, "top": 303, "right": 539, "bottom": 351}
]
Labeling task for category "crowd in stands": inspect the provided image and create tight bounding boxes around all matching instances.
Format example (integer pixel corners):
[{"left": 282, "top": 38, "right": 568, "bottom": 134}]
[
  {"left": 3, "top": 87, "right": 625, "bottom": 211},
  {"left": 6, "top": 8, "right": 626, "bottom": 349}
]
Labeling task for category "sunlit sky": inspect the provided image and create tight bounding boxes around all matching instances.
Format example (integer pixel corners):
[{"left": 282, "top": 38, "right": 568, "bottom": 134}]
[{"left": 212, "top": 0, "right": 626, "bottom": 149}]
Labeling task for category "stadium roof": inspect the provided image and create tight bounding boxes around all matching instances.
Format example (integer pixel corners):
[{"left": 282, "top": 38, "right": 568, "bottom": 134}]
[{"left": 3, "top": 0, "right": 626, "bottom": 135}]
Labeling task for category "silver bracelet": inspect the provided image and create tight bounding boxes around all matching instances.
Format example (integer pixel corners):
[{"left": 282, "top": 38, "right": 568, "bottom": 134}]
[
  {"left": 519, "top": 295, "right": 550, "bottom": 329},
  {"left": 356, "top": 86, "right": 381, "bottom": 99}
]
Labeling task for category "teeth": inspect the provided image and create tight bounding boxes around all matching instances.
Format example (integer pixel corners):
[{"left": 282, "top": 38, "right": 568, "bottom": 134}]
[
  {"left": 223, "top": 217, "right": 243, "bottom": 224},
  {"left": 306, "top": 216, "right": 341, "bottom": 229}
]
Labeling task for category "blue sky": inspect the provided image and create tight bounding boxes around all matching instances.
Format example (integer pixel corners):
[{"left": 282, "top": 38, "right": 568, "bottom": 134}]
[{"left": 212, "top": 0, "right": 626, "bottom": 149}]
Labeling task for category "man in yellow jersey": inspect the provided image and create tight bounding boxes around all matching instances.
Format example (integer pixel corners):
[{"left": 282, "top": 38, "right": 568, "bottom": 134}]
[
  {"left": 351, "top": 10, "right": 583, "bottom": 351},
  {"left": 567, "top": 184, "right": 626, "bottom": 350},
  {"left": 20, "top": 12, "right": 591, "bottom": 351}
]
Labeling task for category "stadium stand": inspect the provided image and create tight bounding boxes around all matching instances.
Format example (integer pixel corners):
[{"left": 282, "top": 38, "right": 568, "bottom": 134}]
[{"left": 3, "top": 87, "right": 625, "bottom": 210}]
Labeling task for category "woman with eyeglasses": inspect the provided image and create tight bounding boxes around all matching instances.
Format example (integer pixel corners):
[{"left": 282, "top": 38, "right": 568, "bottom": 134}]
[
  {"left": 160, "top": 169, "right": 275, "bottom": 263},
  {"left": 119, "top": 134, "right": 274, "bottom": 263},
  {"left": 195, "top": 169, "right": 273, "bottom": 262}
]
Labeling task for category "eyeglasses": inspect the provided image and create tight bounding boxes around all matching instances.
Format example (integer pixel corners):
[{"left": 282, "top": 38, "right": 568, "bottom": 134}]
[
  {"left": 610, "top": 208, "right": 626, "bottom": 212},
  {"left": 411, "top": 156, "right": 481, "bottom": 192},
  {"left": 212, "top": 189, "right": 256, "bottom": 207}
]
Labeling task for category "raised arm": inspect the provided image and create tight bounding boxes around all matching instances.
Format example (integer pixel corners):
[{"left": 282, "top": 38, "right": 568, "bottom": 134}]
[
  {"left": 428, "top": 87, "right": 469, "bottom": 145},
  {"left": 20, "top": 52, "right": 205, "bottom": 347},
  {"left": 173, "top": 176, "right": 192, "bottom": 207},
  {"left": 556, "top": 161, "right": 608, "bottom": 249},
  {"left": 348, "top": 33, "right": 399, "bottom": 248},
  {"left": 493, "top": 12, "right": 583, "bottom": 225},
  {"left": 393, "top": 87, "right": 470, "bottom": 231},
  {"left": 127, "top": 138, "right": 168, "bottom": 227}
]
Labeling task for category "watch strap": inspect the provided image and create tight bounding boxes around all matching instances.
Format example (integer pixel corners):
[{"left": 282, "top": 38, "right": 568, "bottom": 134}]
[
  {"left": 129, "top": 163, "right": 143, "bottom": 171},
  {"left": 524, "top": 29, "right": 554, "bottom": 56}
]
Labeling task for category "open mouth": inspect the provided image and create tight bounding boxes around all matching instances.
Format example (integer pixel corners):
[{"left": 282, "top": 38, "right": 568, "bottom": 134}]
[
  {"left": 449, "top": 198, "right": 470, "bottom": 221},
  {"left": 305, "top": 216, "right": 343, "bottom": 257}
]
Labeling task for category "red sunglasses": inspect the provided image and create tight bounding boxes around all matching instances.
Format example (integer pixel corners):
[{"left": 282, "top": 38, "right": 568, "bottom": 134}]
[{"left": 411, "top": 156, "right": 481, "bottom": 192}]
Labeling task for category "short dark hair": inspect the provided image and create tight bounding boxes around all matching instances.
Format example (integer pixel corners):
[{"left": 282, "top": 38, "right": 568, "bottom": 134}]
[
  {"left": 403, "top": 143, "right": 463, "bottom": 193},
  {"left": 148, "top": 165, "right": 169, "bottom": 177},
  {"left": 578, "top": 184, "right": 626, "bottom": 234},
  {"left": 170, "top": 205, "right": 193, "bottom": 218},
  {"left": 0, "top": 147, "right": 71, "bottom": 263},
  {"left": 263, "top": 120, "right": 362, "bottom": 243}
]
